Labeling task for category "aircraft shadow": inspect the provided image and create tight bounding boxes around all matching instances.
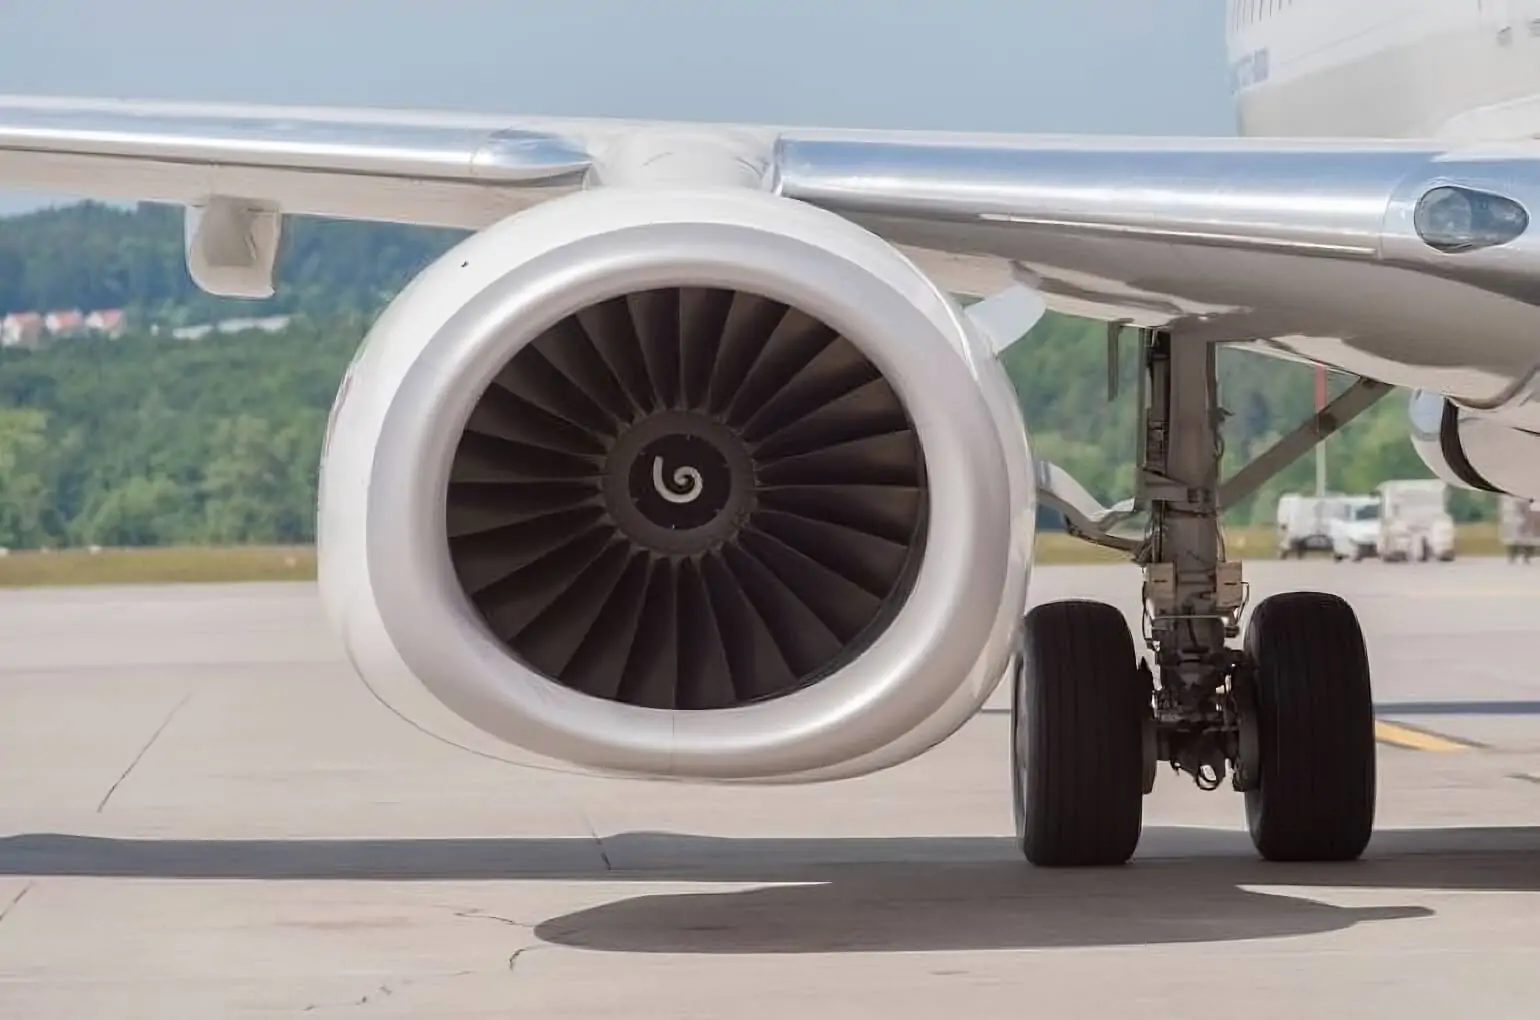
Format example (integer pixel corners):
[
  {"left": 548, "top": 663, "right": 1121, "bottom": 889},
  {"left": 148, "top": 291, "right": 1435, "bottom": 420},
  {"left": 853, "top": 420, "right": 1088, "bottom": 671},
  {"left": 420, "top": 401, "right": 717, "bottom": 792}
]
[{"left": 2, "top": 824, "right": 1537, "bottom": 954}]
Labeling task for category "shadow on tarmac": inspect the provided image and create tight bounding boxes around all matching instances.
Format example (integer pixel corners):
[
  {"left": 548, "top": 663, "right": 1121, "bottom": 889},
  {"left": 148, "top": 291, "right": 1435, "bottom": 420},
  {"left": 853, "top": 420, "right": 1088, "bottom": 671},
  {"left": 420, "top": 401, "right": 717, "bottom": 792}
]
[{"left": 3, "top": 824, "right": 1537, "bottom": 953}]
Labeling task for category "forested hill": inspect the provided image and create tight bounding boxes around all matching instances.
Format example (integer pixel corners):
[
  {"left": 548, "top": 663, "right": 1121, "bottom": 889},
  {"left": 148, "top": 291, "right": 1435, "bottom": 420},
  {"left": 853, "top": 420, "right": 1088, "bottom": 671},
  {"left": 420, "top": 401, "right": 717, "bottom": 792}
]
[
  {"left": 0, "top": 201, "right": 1468, "bottom": 550},
  {"left": 0, "top": 201, "right": 466, "bottom": 325}
]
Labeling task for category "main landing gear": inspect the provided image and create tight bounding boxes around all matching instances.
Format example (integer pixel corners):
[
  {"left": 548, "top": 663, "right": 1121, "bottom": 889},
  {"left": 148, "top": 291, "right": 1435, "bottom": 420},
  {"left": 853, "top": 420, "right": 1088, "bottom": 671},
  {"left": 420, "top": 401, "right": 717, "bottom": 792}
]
[{"left": 1018, "top": 329, "right": 1390, "bottom": 867}]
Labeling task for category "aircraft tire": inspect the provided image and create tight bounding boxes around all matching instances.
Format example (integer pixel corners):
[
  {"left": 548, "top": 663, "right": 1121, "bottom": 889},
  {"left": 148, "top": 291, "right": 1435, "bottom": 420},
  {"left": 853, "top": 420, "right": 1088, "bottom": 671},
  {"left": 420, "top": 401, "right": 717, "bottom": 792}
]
[
  {"left": 1012, "top": 599, "right": 1146, "bottom": 867},
  {"left": 1241, "top": 591, "right": 1376, "bottom": 862}
]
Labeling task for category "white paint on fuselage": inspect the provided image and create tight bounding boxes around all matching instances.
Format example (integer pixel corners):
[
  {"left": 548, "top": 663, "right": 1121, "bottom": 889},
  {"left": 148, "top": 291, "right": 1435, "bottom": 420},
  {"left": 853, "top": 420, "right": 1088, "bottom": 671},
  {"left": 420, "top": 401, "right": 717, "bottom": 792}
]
[
  {"left": 1230, "top": 0, "right": 1540, "bottom": 139},
  {"left": 1225, "top": 1, "right": 1540, "bottom": 438}
]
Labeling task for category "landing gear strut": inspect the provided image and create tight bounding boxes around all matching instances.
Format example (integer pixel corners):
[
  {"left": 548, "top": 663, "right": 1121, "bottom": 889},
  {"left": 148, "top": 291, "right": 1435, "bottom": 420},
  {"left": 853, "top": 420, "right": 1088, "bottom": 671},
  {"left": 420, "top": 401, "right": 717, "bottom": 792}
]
[{"left": 1016, "top": 329, "right": 1385, "bottom": 867}]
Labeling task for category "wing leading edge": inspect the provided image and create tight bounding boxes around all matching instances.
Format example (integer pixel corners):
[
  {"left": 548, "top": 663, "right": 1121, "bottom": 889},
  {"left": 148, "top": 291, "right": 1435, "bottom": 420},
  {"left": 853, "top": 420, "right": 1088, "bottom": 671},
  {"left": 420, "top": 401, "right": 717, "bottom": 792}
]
[{"left": 0, "top": 96, "right": 595, "bottom": 228}]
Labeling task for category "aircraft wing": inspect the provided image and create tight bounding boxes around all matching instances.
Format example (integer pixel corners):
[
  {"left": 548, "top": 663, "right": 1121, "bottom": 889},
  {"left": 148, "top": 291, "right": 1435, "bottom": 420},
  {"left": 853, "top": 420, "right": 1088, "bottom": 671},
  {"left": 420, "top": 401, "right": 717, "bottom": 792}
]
[
  {"left": 5, "top": 96, "right": 1540, "bottom": 406},
  {"left": 0, "top": 96, "right": 609, "bottom": 228}
]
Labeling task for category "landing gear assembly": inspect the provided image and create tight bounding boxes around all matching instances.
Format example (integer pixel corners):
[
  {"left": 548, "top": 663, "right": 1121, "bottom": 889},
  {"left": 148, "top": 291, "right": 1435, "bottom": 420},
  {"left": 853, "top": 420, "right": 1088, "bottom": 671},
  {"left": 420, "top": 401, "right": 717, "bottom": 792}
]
[{"left": 1018, "top": 329, "right": 1388, "bottom": 867}]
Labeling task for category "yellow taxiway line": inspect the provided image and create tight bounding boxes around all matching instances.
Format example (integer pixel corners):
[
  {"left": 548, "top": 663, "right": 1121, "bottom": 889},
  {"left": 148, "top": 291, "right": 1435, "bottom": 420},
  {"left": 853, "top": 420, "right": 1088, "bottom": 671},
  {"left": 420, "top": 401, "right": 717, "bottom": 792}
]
[{"left": 1374, "top": 719, "right": 1480, "bottom": 753}]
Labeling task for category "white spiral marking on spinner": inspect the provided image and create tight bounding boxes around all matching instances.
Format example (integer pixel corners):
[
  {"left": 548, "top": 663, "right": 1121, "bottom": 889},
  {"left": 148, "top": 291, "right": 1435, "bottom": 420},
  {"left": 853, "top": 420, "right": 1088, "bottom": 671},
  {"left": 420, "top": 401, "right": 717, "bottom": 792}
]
[{"left": 653, "top": 456, "right": 705, "bottom": 504}]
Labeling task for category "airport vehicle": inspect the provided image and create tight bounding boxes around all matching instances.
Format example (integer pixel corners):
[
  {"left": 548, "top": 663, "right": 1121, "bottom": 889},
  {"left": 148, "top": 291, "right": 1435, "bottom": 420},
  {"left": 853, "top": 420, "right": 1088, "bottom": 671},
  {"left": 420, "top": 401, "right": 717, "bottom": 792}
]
[
  {"left": 1277, "top": 493, "right": 1357, "bottom": 558},
  {"left": 5, "top": 0, "right": 1540, "bottom": 870},
  {"left": 1377, "top": 479, "right": 1457, "bottom": 563},
  {"left": 1499, "top": 496, "right": 1540, "bottom": 563},
  {"left": 1329, "top": 497, "right": 1383, "bottom": 563}
]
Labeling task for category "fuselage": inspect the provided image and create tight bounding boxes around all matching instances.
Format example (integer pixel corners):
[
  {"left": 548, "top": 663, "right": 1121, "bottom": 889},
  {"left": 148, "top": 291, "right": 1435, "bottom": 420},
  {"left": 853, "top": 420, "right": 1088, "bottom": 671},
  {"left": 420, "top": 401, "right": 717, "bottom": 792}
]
[{"left": 1230, "top": 0, "right": 1540, "bottom": 139}]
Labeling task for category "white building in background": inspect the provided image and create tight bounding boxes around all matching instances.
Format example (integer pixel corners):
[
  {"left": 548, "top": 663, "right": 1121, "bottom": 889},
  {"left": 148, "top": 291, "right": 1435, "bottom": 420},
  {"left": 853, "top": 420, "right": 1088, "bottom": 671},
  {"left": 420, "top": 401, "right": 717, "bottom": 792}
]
[
  {"left": 43, "top": 310, "right": 83, "bottom": 335},
  {"left": 2, "top": 307, "right": 128, "bottom": 346},
  {"left": 171, "top": 314, "right": 291, "bottom": 341},
  {"left": 84, "top": 309, "right": 126, "bottom": 337},
  {"left": 1, "top": 311, "right": 43, "bottom": 347}
]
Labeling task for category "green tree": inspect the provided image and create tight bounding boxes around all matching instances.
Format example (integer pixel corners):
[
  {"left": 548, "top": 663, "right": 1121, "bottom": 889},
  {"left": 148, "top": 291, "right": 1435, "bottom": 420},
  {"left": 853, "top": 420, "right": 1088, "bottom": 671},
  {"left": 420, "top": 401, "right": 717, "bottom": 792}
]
[
  {"left": 78, "top": 475, "right": 186, "bottom": 547},
  {"left": 0, "top": 408, "right": 50, "bottom": 548},
  {"left": 202, "top": 412, "right": 326, "bottom": 544}
]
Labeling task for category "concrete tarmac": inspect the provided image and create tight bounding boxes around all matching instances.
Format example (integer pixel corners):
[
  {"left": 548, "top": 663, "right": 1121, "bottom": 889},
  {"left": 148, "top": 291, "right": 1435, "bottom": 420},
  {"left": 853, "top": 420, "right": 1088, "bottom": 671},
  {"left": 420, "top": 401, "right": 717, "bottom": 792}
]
[{"left": 1, "top": 558, "right": 1539, "bottom": 1017}]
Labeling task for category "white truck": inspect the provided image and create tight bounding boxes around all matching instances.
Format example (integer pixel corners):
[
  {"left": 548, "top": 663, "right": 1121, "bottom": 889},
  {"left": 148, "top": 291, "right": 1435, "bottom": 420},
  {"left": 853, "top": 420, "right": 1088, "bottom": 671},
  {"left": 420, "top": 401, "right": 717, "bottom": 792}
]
[
  {"left": 1329, "top": 496, "right": 1382, "bottom": 562},
  {"left": 1276, "top": 493, "right": 1359, "bottom": 558},
  {"left": 1499, "top": 495, "right": 1540, "bottom": 563},
  {"left": 1375, "top": 479, "right": 1456, "bottom": 562}
]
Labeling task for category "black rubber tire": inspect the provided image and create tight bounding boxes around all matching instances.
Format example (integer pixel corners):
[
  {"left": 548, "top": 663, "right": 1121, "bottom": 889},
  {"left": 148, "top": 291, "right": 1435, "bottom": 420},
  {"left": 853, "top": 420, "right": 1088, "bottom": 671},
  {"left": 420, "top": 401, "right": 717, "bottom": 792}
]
[
  {"left": 1013, "top": 599, "right": 1147, "bottom": 867},
  {"left": 1242, "top": 591, "right": 1376, "bottom": 862}
]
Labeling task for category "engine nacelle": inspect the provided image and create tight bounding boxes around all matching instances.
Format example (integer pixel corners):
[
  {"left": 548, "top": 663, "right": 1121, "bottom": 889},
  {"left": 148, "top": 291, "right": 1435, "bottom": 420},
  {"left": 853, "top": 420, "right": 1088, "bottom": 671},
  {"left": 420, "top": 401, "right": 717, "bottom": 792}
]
[
  {"left": 1408, "top": 389, "right": 1540, "bottom": 502},
  {"left": 316, "top": 185, "right": 1036, "bottom": 784}
]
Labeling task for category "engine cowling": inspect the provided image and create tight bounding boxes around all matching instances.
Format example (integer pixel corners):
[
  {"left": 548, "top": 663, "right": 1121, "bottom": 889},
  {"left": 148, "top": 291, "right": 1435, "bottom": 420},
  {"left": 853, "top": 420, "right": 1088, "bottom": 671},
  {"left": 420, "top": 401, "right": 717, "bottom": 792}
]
[
  {"left": 1408, "top": 389, "right": 1540, "bottom": 501},
  {"left": 317, "top": 185, "right": 1036, "bottom": 783}
]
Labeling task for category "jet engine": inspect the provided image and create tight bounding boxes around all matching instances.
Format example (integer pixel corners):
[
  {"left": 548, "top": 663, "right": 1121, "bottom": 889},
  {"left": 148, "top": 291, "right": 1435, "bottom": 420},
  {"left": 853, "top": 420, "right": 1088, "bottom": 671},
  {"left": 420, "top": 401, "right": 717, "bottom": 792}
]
[
  {"left": 316, "top": 185, "right": 1036, "bottom": 784},
  {"left": 1408, "top": 389, "right": 1540, "bottom": 502}
]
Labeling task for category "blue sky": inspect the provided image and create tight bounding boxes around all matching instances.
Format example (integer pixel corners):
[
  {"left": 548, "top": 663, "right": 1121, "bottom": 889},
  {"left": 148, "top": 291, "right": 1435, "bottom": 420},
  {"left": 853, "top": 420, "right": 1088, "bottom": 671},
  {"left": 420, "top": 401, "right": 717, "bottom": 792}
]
[{"left": 0, "top": 0, "right": 1235, "bottom": 213}]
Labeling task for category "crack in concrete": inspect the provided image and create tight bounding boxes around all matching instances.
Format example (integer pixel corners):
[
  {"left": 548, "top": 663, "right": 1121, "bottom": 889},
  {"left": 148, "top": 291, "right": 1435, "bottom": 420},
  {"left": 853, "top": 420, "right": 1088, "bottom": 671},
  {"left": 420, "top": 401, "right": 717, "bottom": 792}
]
[
  {"left": 508, "top": 945, "right": 546, "bottom": 973},
  {"left": 97, "top": 689, "right": 196, "bottom": 813},
  {"left": 454, "top": 909, "right": 535, "bottom": 929},
  {"left": 0, "top": 882, "right": 32, "bottom": 926},
  {"left": 579, "top": 811, "right": 613, "bottom": 872}
]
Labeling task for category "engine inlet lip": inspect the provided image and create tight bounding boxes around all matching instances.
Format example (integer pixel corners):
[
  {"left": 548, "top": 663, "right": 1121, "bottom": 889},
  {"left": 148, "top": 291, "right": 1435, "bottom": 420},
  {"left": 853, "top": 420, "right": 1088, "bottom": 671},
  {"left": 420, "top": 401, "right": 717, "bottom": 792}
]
[
  {"left": 367, "top": 201, "right": 1013, "bottom": 780},
  {"left": 601, "top": 409, "right": 756, "bottom": 556}
]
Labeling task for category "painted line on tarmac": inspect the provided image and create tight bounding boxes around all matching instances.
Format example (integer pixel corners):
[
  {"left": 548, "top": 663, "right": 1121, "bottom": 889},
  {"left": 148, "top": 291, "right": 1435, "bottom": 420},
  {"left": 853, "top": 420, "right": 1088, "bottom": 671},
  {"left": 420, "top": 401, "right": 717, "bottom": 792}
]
[{"left": 1374, "top": 718, "right": 1483, "bottom": 753}]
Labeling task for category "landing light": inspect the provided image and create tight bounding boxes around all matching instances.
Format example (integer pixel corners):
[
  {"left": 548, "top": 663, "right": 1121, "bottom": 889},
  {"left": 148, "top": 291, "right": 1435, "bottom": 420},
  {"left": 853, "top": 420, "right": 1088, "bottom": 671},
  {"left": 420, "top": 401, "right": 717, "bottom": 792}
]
[{"left": 1413, "top": 185, "right": 1528, "bottom": 254}]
